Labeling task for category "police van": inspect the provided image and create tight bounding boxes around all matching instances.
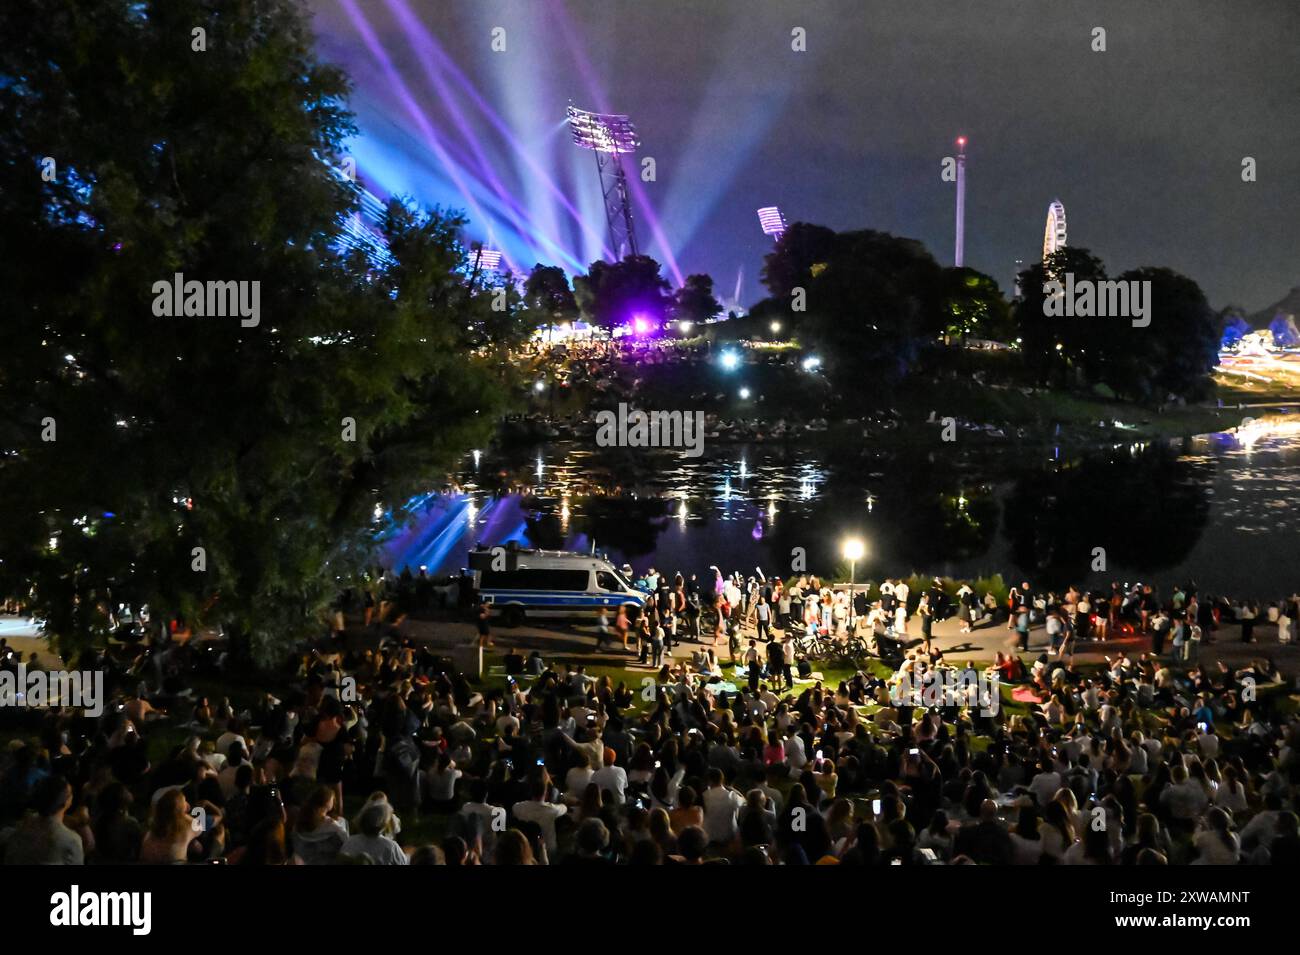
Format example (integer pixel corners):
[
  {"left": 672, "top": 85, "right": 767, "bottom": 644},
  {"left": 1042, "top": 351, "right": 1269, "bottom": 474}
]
[{"left": 466, "top": 544, "right": 649, "bottom": 627}]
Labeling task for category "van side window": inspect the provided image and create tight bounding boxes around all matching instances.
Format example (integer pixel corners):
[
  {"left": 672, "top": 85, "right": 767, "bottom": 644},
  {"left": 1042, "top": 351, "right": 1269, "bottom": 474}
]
[{"left": 596, "top": 572, "right": 624, "bottom": 593}]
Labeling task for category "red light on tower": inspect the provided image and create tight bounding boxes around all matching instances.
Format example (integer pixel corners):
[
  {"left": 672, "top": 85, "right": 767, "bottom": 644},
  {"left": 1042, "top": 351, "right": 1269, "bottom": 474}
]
[{"left": 956, "top": 136, "right": 967, "bottom": 148}]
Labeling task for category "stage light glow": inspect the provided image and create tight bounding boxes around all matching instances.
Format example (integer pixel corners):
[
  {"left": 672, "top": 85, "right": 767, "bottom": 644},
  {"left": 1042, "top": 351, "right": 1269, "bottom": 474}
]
[
  {"left": 801, "top": 355, "right": 822, "bottom": 371},
  {"left": 738, "top": 386, "right": 751, "bottom": 399},
  {"left": 720, "top": 350, "right": 741, "bottom": 371},
  {"left": 842, "top": 538, "right": 865, "bottom": 562}
]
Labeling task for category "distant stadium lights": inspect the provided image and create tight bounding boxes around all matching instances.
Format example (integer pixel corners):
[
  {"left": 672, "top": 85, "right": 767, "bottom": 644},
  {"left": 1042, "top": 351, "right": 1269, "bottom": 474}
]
[
  {"left": 475, "top": 248, "right": 502, "bottom": 272},
  {"left": 757, "top": 206, "right": 787, "bottom": 239}
]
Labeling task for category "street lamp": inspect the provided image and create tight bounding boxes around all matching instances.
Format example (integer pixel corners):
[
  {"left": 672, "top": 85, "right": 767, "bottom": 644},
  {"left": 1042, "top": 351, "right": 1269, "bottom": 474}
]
[{"left": 842, "top": 537, "right": 865, "bottom": 632}]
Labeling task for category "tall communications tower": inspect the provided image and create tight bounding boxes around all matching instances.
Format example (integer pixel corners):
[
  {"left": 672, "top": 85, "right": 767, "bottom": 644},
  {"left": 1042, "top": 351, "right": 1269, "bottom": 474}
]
[
  {"left": 567, "top": 105, "right": 640, "bottom": 261},
  {"left": 954, "top": 136, "right": 967, "bottom": 268}
]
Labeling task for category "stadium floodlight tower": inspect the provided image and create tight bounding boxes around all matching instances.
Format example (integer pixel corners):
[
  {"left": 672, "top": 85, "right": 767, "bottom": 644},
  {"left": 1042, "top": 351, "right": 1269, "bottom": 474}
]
[
  {"left": 567, "top": 104, "right": 641, "bottom": 261},
  {"left": 1042, "top": 199, "right": 1068, "bottom": 262},
  {"left": 757, "top": 206, "right": 788, "bottom": 243},
  {"left": 953, "top": 136, "right": 967, "bottom": 268}
]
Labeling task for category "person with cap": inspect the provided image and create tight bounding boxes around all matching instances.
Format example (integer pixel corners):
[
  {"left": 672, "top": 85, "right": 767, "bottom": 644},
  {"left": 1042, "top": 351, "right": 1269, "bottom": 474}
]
[{"left": 592, "top": 747, "right": 627, "bottom": 805}]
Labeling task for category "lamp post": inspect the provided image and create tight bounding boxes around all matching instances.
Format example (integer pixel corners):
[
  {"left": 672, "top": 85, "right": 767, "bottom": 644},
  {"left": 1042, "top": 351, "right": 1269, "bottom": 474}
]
[{"left": 842, "top": 538, "right": 865, "bottom": 633}]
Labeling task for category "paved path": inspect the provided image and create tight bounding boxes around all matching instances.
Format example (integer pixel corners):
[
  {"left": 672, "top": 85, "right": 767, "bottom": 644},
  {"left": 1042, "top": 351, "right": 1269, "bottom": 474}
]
[{"left": 387, "top": 611, "right": 1300, "bottom": 677}]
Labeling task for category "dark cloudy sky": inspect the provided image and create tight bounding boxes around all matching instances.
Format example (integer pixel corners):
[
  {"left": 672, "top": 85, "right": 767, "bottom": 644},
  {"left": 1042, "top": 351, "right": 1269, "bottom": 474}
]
[{"left": 309, "top": 0, "right": 1299, "bottom": 311}]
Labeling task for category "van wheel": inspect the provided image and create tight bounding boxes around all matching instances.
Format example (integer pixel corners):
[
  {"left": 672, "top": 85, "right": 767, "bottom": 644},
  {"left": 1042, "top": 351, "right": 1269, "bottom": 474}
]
[{"left": 503, "top": 607, "right": 525, "bottom": 628}]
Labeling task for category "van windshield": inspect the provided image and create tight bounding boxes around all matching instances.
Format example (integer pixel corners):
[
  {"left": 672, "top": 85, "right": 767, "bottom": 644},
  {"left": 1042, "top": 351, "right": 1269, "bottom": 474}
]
[{"left": 596, "top": 572, "right": 625, "bottom": 593}]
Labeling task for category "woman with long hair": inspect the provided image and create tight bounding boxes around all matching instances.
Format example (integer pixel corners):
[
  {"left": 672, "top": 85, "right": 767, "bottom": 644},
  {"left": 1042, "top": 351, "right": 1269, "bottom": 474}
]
[
  {"left": 494, "top": 829, "right": 536, "bottom": 865},
  {"left": 292, "top": 784, "right": 348, "bottom": 865},
  {"left": 139, "top": 790, "right": 194, "bottom": 864},
  {"left": 1193, "top": 807, "right": 1240, "bottom": 864},
  {"left": 1039, "top": 799, "right": 1075, "bottom": 863}
]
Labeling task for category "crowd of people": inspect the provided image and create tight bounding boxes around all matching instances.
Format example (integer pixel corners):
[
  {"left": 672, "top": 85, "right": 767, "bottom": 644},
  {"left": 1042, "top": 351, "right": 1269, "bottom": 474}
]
[{"left": 1, "top": 569, "right": 1298, "bottom": 866}]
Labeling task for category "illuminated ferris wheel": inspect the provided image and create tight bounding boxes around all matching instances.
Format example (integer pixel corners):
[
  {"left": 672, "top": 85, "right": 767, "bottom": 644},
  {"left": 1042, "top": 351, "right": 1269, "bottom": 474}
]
[{"left": 1042, "top": 199, "right": 1067, "bottom": 261}]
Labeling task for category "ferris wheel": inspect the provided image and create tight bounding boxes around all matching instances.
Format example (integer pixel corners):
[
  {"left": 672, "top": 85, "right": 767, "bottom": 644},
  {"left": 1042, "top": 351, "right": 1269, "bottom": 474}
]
[{"left": 1042, "top": 199, "right": 1067, "bottom": 261}]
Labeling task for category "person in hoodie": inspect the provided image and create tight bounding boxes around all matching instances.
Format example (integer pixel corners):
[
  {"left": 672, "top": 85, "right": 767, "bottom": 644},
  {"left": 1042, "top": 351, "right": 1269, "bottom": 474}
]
[{"left": 291, "top": 785, "right": 349, "bottom": 865}]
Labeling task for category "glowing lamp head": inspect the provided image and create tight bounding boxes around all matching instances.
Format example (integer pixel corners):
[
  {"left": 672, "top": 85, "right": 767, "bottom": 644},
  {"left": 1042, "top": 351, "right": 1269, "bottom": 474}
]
[
  {"left": 678, "top": 320, "right": 693, "bottom": 334},
  {"left": 738, "top": 387, "right": 751, "bottom": 400},
  {"left": 534, "top": 380, "right": 546, "bottom": 392},
  {"left": 801, "top": 355, "right": 822, "bottom": 372},
  {"left": 956, "top": 136, "right": 967, "bottom": 148},
  {"left": 757, "top": 206, "right": 788, "bottom": 238},
  {"left": 842, "top": 538, "right": 865, "bottom": 562},
  {"left": 770, "top": 321, "right": 782, "bottom": 334},
  {"left": 720, "top": 350, "right": 741, "bottom": 371}
]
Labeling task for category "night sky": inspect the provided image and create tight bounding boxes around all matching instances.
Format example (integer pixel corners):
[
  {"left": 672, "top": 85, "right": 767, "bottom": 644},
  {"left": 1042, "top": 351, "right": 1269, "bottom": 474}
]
[{"left": 308, "top": 0, "right": 1299, "bottom": 312}]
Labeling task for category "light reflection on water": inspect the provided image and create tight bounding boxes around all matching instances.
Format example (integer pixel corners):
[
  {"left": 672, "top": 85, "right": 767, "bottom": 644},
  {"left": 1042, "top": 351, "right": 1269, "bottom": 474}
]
[{"left": 384, "top": 417, "right": 1300, "bottom": 598}]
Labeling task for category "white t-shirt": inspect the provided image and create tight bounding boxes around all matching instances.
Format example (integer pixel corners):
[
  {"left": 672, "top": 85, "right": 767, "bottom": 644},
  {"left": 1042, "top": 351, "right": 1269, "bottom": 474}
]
[
  {"left": 591, "top": 765, "right": 628, "bottom": 804},
  {"left": 702, "top": 786, "right": 746, "bottom": 843},
  {"left": 512, "top": 799, "right": 567, "bottom": 854},
  {"left": 564, "top": 765, "right": 595, "bottom": 795}
]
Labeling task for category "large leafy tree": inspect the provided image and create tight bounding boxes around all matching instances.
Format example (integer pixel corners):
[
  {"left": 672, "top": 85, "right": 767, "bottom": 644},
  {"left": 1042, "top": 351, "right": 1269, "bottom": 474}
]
[
  {"left": 0, "top": 0, "right": 524, "bottom": 663},
  {"left": 1013, "top": 251, "right": 1217, "bottom": 401},
  {"left": 1012, "top": 247, "right": 1109, "bottom": 388},
  {"left": 934, "top": 267, "right": 1012, "bottom": 343},
  {"left": 522, "top": 263, "right": 578, "bottom": 339},
  {"left": 771, "top": 228, "right": 944, "bottom": 392},
  {"left": 573, "top": 254, "right": 673, "bottom": 335},
  {"left": 672, "top": 273, "right": 722, "bottom": 327}
]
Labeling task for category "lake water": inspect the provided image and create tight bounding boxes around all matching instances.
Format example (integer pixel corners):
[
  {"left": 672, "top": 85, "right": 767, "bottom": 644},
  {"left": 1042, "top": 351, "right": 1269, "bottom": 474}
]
[{"left": 379, "top": 416, "right": 1300, "bottom": 601}]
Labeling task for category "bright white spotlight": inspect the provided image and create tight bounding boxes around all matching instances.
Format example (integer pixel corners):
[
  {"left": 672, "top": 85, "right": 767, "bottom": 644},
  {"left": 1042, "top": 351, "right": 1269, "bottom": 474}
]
[
  {"left": 534, "top": 380, "right": 546, "bottom": 392},
  {"left": 770, "top": 321, "right": 782, "bottom": 334},
  {"left": 720, "top": 350, "right": 740, "bottom": 371},
  {"left": 801, "top": 355, "right": 822, "bottom": 372},
  {"left": 842, "top": 538, "right": 865, "bottom": 562},
  {"left": 678, "top": 320, "right": 693, "bottom": 334},
  {"left": 738, "top": 386, "right": 751, "bottom": 400}
]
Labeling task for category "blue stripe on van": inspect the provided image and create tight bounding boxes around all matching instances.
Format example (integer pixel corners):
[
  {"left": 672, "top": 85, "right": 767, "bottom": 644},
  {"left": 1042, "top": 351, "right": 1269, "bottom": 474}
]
[{"left": 481, "top": 589, "right": 646, "bottom": 609}]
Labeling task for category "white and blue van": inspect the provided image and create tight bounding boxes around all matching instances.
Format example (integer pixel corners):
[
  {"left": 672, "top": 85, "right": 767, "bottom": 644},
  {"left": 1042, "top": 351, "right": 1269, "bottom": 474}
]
[{"left": 466, "top": 544, "right": 650, "bottom": 627}]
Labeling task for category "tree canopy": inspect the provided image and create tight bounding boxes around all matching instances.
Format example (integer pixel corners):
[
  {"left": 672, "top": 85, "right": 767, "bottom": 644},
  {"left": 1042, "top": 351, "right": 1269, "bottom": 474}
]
[
  {"left": 573, "top": 254, "right": 674, "bottom": 335},
  {"left": 0, "top": 0, "right": 526, "bottom": 662}
]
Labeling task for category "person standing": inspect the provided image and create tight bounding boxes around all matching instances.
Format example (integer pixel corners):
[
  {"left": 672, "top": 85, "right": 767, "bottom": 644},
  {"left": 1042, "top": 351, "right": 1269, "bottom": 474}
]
[
  {"left": 1240, "top": 602, "right": 1257, "bottom": 644},
  {"left": 1015, "top": 607, "right": 1030, "bottom": 653},
  {"left": 615, "top": 604, "right": 631, "bottom": 653},
  {"left": 595, "top": 609, "right": 611, "bottom": 653},
  {"left": 957, "top": 584, "right": 974, "bottom": 634},
  {"left": 1150, "top": 608, "right": 1170, "bottom": 656},
  {"left": 745, "top": 640, "right": 762, "bottom": 694},
  {"left": 756, "top": 596, "right": 772, "bottom": 643},
  {"left": 766, "top": 637, "right": 784, "bottom": 690}
]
